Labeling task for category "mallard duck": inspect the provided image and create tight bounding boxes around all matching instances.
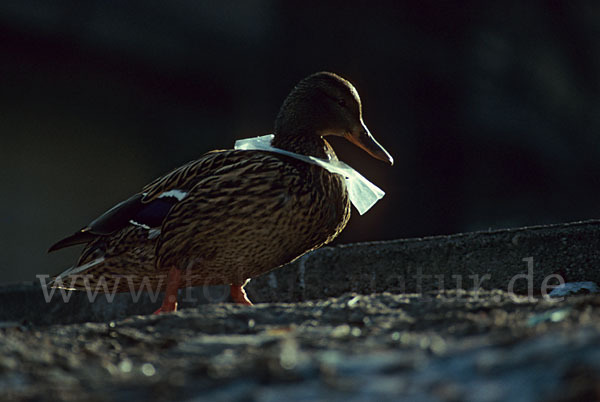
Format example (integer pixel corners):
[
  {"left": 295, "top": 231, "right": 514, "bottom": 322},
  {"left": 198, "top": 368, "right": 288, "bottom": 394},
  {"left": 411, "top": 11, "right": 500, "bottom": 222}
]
[{"left": 48, "top": 72, "right": 393, "bottom": 314}]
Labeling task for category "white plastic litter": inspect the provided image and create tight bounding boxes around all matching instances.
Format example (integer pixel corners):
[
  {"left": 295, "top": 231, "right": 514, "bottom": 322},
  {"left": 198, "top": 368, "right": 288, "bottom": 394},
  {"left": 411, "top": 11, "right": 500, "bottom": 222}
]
[
  {"left": 235, "top": 134, "right": 385, "bottom": 215},
  {"left": 549, "top": 281, "right": 600, "bottom": 297}
]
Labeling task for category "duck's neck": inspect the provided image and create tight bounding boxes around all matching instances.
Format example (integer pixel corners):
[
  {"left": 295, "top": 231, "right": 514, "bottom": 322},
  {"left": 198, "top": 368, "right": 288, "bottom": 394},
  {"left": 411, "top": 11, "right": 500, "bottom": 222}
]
[
  {"left": 271, "top": 130, "right": 334, "bottom": 160},
  {"left": 272, "top": 91, "right": 338, "bottom": 160}
]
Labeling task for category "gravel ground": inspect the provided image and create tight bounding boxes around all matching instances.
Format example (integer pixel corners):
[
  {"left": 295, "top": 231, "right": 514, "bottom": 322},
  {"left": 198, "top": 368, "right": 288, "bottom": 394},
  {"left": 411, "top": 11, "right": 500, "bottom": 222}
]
[
  {"left": 2, "top": 290, "right": 600, "bottom": 401},
  {"left": 2, "top": 220, "right": 600, "bottom": 401}
]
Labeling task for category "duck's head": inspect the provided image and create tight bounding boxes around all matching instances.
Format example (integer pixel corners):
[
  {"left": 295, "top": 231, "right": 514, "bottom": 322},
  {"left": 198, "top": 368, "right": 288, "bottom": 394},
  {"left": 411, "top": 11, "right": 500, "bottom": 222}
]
[{"left": 274, "top": 72, "right": 393, "bottom": 165}]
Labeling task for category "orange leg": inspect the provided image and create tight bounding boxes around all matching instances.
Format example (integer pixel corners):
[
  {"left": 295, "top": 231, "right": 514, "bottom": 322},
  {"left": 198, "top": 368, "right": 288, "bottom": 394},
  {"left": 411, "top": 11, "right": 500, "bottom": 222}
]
[
  {"left": 230, "top": 284, "right": 253, "bottom": 305},
  {"left": 153, "top": 266, "right": 181, "bottom": 314}
]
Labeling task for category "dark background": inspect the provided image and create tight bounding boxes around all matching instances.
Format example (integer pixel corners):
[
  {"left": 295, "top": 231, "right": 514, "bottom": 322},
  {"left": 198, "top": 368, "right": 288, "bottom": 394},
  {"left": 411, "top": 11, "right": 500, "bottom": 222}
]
[{"left": 1, "top": 1, "right": 599, "bottom": 284}]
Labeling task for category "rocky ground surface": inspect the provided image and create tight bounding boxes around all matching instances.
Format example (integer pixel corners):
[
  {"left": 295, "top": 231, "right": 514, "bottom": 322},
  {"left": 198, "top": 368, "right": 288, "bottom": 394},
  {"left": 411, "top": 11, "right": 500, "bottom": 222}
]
[
  {"left": 2, "top": 291, "right": 600, "bottom": 401},
  {"left": 2, "top": 221, "right": 600, "bottom": 401}
]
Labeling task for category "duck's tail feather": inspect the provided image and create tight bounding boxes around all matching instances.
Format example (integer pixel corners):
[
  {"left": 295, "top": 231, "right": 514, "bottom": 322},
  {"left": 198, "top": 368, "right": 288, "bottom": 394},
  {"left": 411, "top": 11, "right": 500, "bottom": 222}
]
[
  {"left": 47, "top": 257, "right": 106, "bottom": 288},
  {"left": 48, "top": 230, "right": 97, "bottom": 253}
]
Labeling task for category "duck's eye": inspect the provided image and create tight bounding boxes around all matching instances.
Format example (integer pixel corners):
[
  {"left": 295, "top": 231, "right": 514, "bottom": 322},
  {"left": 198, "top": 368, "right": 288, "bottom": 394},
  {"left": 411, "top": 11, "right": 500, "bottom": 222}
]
[{"left": 337, "top": 98, "right": 346, "bottom": 107}]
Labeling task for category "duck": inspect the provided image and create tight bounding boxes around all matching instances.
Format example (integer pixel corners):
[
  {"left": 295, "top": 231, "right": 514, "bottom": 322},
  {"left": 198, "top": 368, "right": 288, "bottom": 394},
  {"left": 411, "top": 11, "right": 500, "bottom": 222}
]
[{"left": 48, "top": 72, "right": 393, "bottom": 314}]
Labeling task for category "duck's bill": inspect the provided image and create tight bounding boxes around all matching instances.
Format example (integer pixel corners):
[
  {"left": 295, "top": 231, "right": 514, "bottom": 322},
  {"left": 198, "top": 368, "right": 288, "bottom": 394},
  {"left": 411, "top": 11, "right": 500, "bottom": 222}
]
[{"left": 345, "top": 123, "right": 394, "bottom": 166}]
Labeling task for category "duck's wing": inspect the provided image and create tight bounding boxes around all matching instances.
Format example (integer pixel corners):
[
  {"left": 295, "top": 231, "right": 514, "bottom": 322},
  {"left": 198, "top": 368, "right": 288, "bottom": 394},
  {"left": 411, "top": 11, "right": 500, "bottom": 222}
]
[
  {"left": 47, "top": 191, "right": 181, "bottom": 252},
  {"left": 48, "top": 150, "right": 233, "bottom": 252},
  {"left": 153, "top": 150, "right": 304, "bottom": 269},
  {"left": 141, "top": 150, "right": 237, "bottom": 202}
]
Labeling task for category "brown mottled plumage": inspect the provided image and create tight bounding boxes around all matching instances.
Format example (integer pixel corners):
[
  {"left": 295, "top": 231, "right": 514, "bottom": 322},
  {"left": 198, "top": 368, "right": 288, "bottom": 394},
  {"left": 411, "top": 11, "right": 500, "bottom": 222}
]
[{"left": 48, "top": 72, "right": 393, "bottom": 313}]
